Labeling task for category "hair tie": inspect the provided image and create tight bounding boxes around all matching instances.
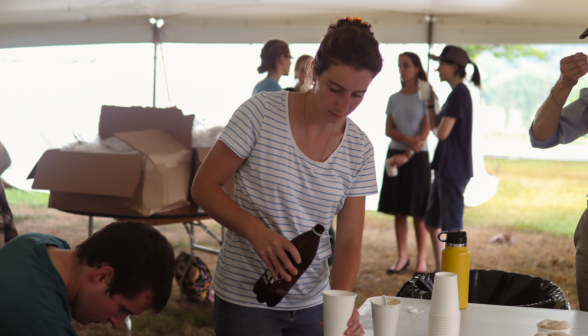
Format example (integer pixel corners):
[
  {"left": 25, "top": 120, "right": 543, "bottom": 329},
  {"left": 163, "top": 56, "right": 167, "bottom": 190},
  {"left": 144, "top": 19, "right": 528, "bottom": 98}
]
[{"left": 346, "top": 16, "right": 369, "bottom": 26}]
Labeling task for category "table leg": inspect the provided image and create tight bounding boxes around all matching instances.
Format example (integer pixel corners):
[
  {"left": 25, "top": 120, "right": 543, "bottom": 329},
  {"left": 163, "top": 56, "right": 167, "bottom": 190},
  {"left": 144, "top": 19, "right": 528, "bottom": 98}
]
[{"left": 88, "top": 216, "right": 94, "bottom": 238}]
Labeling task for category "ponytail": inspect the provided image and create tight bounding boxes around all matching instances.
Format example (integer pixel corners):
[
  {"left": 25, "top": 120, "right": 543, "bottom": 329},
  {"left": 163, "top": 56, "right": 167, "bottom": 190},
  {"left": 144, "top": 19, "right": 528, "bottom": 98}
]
[{"left": 470, "top": 62, "right": 481, "bottom": 88}]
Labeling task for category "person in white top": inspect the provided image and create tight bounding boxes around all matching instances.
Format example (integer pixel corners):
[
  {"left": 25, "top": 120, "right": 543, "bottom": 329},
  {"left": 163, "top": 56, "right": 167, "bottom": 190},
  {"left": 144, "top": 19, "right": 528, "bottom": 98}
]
[{"left": 192, "top": 16, "right": 383, "bottom": 336}]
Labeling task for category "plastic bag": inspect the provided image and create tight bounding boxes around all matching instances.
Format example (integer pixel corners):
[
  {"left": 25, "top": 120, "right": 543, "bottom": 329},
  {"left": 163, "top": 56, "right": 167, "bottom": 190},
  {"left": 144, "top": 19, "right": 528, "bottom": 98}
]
[{"left": 396, "top": 269, "right": 571, "bottom": 310}]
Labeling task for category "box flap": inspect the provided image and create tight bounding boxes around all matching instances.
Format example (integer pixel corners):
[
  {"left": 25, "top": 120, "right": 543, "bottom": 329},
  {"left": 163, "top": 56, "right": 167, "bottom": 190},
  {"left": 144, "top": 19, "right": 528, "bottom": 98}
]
[
  {"left": 99, "top": 105, "right": 194, "bottom": 148},
  {"left": 114, "top": 129, "right": 189, "bottom": 156},
  {"left": 31, "top": 149, "right": 144, "bottom": 197}
]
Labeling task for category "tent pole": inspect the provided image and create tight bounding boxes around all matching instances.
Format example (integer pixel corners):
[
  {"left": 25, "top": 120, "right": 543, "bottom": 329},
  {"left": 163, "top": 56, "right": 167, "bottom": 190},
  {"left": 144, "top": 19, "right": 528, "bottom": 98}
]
[
  {"left": 152, "top": 24, "right": 158, "bottom": 108},
  {"left": 426, "top": 15, "right": 435, "bottom": 76}
]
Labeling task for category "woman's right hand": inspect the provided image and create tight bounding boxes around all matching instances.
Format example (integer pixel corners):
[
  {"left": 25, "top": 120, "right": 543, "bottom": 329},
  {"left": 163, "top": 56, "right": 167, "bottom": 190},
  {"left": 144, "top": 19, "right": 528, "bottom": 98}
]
[
  {"left": 406, "top": 136, "right": 424, "bottom": 153},
  {"left": 248, "top": 226, "right": 301, "bottom": 282},
  {"left": 559, "top": 53, "right": 588, "bottom": 88}
]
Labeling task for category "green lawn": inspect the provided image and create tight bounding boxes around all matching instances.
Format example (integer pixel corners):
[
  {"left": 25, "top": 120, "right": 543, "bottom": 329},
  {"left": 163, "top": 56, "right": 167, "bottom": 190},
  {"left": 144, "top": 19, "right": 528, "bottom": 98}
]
[
  {"left": 4, "top": 188, "right": 49, "bottom": 207},
  {"left": 368, "top": 158, "right": 588, "bottom": 236},
  {"left": 8, "top": 158, "right": 588, "bottom": 236}
]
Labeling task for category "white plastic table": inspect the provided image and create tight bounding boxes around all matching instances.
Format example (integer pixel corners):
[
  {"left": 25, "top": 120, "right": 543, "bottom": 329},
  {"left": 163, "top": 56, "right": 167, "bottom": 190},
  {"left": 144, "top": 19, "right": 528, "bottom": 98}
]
[{"left": 358, "top": 297, "right": 588, "bottom": 336}]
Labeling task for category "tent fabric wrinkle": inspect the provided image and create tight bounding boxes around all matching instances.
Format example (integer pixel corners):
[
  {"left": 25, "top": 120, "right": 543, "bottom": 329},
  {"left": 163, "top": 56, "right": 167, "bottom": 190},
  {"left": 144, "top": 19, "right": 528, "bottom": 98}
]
[{"left": 1, "top": 0, "right": 588, "bottom": 47}]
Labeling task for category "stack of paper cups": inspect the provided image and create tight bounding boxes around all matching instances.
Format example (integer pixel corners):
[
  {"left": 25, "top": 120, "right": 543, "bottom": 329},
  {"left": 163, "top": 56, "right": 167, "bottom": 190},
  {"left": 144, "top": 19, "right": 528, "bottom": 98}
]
[{"left": 428, "top": 272, "right": 461, "bottom": 336}]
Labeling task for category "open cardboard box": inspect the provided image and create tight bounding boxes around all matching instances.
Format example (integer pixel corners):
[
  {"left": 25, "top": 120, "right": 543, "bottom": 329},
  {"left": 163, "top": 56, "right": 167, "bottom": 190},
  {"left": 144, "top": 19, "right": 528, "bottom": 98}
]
[{"left": 29, "top": 106, "right": 196, "bottom": 217}]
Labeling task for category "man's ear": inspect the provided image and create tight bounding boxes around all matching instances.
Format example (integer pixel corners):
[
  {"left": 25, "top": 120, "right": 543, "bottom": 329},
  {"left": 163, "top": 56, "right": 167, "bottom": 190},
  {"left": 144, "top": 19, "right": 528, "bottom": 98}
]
[{"left": 91, "top": 265, "right": 115, "bottom": 285}]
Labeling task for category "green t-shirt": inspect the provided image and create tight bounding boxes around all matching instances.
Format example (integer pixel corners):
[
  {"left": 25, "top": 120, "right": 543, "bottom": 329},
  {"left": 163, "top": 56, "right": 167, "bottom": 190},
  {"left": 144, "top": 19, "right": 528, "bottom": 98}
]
[{"left": 0, "top": 233, "right": 77, "bottom": 335}]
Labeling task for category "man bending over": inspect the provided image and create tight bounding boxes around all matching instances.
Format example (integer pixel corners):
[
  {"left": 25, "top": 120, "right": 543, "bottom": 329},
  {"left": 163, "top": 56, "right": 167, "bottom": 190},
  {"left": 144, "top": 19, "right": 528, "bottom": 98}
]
[{"left": 0, "top": 221, "right": 175, "bottom": 335}]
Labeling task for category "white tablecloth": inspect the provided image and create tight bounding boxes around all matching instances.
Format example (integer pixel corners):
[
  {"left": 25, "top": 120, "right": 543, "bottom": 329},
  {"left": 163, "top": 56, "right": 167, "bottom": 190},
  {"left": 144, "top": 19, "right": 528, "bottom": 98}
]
[{"left": 358, "top": 297, "right": 588, "bottom": 336}]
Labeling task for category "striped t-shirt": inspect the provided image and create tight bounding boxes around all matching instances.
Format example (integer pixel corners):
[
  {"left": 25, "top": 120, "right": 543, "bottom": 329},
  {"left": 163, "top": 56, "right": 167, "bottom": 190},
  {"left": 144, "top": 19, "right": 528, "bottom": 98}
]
[{"left": 214, "top": 90, "right": 378, "bottom": 310}]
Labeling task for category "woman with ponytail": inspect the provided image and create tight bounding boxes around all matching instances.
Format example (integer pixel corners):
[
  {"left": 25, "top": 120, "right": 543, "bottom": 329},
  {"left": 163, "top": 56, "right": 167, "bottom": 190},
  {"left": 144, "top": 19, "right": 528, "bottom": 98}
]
[
  {"left": 425, "top": 45, "right": 480, "bottom": 272},
  {"left": 252, "top": 39, "right": 292, "bottom": 96},
  {"left": 378, "top": 52, "right": 431, "bottom": 277},
  {"left": 193, "top": 17, "right": 382, "bottom": 335}
]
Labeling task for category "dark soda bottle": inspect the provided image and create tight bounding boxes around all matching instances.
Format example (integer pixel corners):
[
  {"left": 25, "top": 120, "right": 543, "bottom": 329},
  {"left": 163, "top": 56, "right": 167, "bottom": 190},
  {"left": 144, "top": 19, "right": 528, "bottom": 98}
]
[{"left": 253, "top": 224, "right": 325, "bottom": 307}]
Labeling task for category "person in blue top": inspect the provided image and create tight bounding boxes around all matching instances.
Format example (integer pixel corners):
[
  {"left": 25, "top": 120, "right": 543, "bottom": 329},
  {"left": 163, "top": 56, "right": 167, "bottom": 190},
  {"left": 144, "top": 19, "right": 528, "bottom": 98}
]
[
  {"left": 252, "top": 39, "right": 292, "bottom": 96},
  {"left": 425, "top": 45, "right": 480, "bottom": 272},
  {"left": 0, "top": 221, "right": 175, "bottom": 335},
  {"left": 378, "top": 52, "right": 431, "bottom": 277}
]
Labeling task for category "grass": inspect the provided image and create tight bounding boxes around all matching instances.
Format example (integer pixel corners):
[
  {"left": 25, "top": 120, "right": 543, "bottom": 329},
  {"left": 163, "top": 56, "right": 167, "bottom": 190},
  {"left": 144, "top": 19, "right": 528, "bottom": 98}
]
[
  {"left": 463, "top": 158, "right": 588, "bottom": 236},
  {"left": 4, "top": 188, "right": 49, "bottom": 207},
  {"left": 364, "top": 158, "right": 588, "bottom": 236},
  {"left": 5, "top": 158, "right": 586, "bottom": 334}
]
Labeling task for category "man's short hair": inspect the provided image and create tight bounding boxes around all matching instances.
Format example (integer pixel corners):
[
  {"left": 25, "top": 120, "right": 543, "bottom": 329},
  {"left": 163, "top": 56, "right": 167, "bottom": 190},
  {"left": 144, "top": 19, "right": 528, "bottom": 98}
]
[{"left": 76, "top": 221, "right": 175, "bottom": 313}]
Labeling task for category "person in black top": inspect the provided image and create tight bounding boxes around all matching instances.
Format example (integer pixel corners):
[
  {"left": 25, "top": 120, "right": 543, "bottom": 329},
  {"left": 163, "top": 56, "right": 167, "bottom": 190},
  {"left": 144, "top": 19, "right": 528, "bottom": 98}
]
[{"left": 425, "top": 45, "right": 480, "bottom": 272}]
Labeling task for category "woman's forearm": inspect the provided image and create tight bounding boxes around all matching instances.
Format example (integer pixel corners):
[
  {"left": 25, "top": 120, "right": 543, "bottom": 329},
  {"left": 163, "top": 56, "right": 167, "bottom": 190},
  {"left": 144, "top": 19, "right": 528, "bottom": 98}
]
[
  {"left": 330, "top": 241, "right": 362, "bottom": 291},
  {"left": 329, "top": 197, "right": 365, "bottom": 291}
]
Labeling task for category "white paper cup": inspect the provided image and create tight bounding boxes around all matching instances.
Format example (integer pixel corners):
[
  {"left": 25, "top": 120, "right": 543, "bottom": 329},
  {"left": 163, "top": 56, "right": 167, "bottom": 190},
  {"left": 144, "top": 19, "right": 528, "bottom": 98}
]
[
  {"left": 370, "top": 297, "right": 401, "bottom": 336},
  {"left": 429, "top": 272, "right": 460, "bottom": 317},
  {"left": 385, "top": 159, "right": 398, "bottom": 177},
  {"left": 418, "top": 80, "right": 431, "bottom": 100},
  {"left": 323, "top": 290, "right": 357, "bottom": 336}
]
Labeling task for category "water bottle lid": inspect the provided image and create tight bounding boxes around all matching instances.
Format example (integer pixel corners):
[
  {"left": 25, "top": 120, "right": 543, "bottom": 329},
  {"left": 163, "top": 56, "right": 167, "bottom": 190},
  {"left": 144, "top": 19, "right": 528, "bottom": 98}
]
[
  {"left": 313, "top": 224, "right": 325, "bottom": 236},
  {"left": 438, "top": 229, "right": 467, "bottom": 245}
]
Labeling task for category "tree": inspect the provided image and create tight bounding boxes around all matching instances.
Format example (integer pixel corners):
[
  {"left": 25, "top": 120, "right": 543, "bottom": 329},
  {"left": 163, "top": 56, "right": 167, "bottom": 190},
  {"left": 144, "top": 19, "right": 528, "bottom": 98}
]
[{"left": 463, "top": 45, "right": 547, "bottom": 62}]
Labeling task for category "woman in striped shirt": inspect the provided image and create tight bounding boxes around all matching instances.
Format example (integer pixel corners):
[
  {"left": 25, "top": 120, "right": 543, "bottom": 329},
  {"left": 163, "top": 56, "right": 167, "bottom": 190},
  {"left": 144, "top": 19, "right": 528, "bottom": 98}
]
[{"left": 192, "top": 17, "right": 383, "bottom": 336}]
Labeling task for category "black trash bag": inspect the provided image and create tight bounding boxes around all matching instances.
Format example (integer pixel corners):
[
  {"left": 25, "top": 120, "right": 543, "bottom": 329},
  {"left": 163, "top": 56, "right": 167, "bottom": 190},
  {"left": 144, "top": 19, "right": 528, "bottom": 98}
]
[{"left": 396, "top": 269, "right": 571, "bottom": 310}]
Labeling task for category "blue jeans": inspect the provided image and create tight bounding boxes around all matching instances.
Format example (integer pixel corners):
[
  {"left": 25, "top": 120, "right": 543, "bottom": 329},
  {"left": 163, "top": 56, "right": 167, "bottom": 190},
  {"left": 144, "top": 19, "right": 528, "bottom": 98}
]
[
  {"left": 424, "top": 172, "right": 470, "bottom": 231},
  {"left": 214, "top": 294, "right": 324, "bottom": 336}
]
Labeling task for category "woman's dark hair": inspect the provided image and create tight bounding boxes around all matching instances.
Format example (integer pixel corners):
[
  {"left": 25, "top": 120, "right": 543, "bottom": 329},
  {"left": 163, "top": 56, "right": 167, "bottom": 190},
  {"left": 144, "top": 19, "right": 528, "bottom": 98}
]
[
  {"left": 76, "top": 221, "right": 175, "bottom": 313},
  {"left": 313, "top": 18, "right": 383, "bottom": 78},
  {"left": 257, "top": 39, "right": 290, "bottom": 74},
  {"left": 441, "top": 60, "right": 482, "bottom": 88},
  {"left": 399, "top": 52, "right": 428, "bottom": 88}
]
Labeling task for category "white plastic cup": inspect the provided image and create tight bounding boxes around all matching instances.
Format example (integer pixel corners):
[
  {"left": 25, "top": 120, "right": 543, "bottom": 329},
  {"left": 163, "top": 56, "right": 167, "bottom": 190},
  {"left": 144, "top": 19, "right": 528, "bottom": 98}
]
[
  {"left": 323, "top": 290, "right": 357, "bottom": 336},
  {"left": 370, "top": 297, "right": 401, "bottom": 336},
  {"left": 429, "top": 272, "right": 460, "bottom": 317},
  {"left": 418, "top": 80, "right": 431, "bottom": 100},
  {"left": 385, "top": 159, "right": 398, "bottom": 177}
]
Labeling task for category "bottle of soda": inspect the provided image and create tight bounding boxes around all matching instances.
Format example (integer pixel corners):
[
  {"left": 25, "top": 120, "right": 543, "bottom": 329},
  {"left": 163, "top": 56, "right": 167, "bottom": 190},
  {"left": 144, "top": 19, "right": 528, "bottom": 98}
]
[{"left": 253, "top": 224, "right": 325, "bottom": 307}]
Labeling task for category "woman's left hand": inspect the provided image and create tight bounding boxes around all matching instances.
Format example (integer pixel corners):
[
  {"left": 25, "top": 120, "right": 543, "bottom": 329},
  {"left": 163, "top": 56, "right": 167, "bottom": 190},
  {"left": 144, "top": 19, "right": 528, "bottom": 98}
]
[
  {"left": 345, "top": 309, "right": 364, "bottom": 336},
  {"left": 319, "top": 309, "right": 365, "bottom": 336}
]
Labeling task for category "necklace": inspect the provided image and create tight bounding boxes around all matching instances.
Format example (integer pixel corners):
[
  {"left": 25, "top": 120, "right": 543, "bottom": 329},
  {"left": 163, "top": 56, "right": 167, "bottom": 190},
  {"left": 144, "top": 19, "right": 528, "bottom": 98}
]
[{"left": 303, "top": 91, "right": 335, "bottom": 162}]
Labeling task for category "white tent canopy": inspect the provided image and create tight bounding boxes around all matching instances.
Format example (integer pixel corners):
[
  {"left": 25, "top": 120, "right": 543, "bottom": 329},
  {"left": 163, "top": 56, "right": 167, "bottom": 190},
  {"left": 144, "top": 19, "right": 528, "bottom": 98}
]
[{"left": 1, "top": 0, "right": 587, "bottom": 48}]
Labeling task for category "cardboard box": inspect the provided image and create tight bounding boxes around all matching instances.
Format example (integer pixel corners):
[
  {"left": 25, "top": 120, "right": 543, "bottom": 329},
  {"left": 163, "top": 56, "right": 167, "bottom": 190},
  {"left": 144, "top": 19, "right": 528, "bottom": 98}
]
[{"left": 29, "top": 106, "right": 195, "bottom": 217}]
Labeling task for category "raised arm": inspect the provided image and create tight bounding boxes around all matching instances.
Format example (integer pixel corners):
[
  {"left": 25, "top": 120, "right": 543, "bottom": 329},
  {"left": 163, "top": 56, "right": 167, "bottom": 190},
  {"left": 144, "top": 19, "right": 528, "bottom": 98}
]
[
  {"left": 191, "top": 141, "right": 300, "bottom": 281},
  {"left": 426, "top": 90, "right": 457, "bottom": 141},
  {"left": 532, "top": 53, "right": 588, "bottom": 140}
]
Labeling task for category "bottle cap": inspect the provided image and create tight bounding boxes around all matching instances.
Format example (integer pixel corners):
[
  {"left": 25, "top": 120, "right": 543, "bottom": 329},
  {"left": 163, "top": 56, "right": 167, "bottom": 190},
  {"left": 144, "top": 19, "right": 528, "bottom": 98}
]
[
  {"left": 438, "top": 229, "right": 467, "bottom": 246},
  {"left": 313, "top": 224, "right": 325, "bottom": 236}
]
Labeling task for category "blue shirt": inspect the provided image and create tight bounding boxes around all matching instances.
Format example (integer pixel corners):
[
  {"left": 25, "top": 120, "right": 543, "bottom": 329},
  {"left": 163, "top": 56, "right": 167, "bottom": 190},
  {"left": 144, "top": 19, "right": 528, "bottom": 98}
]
[
  {"left": 430, "top": 83, "right": 473, "bottom": 179},
  {"left": 529, "top": 88, "right": 588, "bottom": 148},
  {"left": 252, "top": 77, "right": 282, "bottom": 96},
  {"left": 386, "top": 91, "right": 428, "bottom": 152}
]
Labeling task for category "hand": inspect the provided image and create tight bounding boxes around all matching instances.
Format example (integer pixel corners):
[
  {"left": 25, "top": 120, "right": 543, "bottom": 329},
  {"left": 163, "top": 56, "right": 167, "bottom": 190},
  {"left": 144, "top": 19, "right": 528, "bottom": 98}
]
[
  {"left": 248, "top": 226, "right": 301, "bottom": 282},
  {"left": 406, "top": 137, "right": 424, "bottom": 153},
  {"left": 388, "top": 154, "right": 408, "bottom": 168},
  {"left": 319, "top": 309, "right": 364, "bottom": 336},
  {"left": 345, "top": 309, "right": 364, "bottom": 336},
  {"left": 427, "top": 87, "right": 436, "bottom": 107},
  {"left": 559, "top": 53, "right": 588, "bottom": 88}
]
